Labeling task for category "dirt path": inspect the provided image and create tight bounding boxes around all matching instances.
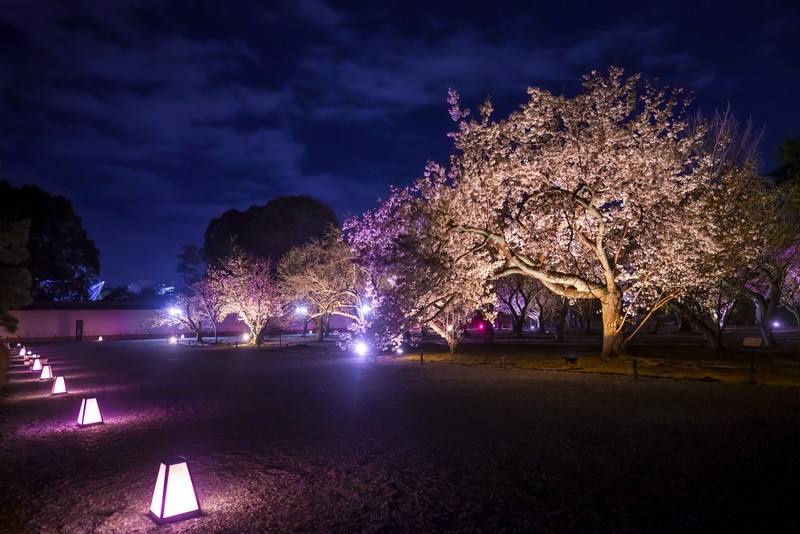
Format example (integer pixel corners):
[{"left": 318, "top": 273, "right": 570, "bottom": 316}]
[{"left": 1, "top": 340, "right": 798, "bottom": 532}]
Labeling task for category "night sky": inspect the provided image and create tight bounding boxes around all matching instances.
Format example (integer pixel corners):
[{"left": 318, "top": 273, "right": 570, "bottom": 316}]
[{"left": 0, "top": 0, "right": 797, "bottom": 287}]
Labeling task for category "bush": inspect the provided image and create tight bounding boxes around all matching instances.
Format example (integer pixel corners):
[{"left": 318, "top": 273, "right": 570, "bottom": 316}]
[{"left": 0, "top": 344, "right": 9, "bottom": 388}]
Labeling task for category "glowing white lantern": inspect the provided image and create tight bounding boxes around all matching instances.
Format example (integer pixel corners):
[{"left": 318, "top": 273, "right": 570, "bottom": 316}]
[
  {"left": 98, "top": 336, "right": 103, "bottom": 341},
  {"left": 40, "top": 365, "right": 53, "bottom": 380},
  {"left": 51, "top": 376, "right": 67, "bottom": 395},
  {"left": 149, "top": 456, "right": 202, "bottom": 524},
  {"left": 169, "top": 336, "right": 178, "bottom": 344},
  {"left": 77, "top": 398, "right": 103, "bottom": 426},
  {"left": 20, "top": 348, "right": 26, "bottom": 356},
  {"left": 354, "top": 341, "right": 368, "bottom": 358},
  {"left": 180, "top": 334, "right": 185, "bottom": 339},
  {"left": 242, "top": 333, "right": 250, "bottom": 342},
  {"left": 32, "top": 359, "right": 42, "bottom": 371}
]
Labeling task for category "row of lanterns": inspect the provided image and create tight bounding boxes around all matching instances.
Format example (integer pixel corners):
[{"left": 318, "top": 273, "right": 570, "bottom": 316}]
[{"left": 13, "top": 344, "right": 201, "bottom": 524}]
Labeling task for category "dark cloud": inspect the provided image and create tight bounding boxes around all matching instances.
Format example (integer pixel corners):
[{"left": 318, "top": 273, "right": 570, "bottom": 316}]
[{"left": 0, "top": 0, "right": 795, "bottom": 285}]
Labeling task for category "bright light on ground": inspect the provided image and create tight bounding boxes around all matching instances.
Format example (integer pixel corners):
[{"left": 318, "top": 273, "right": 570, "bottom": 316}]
[
  {"left": 354, "top": 342, "right": 368, "bottom": 357},
  {"left": 169, "top": 308, "right": 181, "bottom": 316},
  {"left": 243, "top": 333, "right": 251, "bottom": 342},
  {"left": 169, "top": 336, "right": 177, "bottom": 344}
]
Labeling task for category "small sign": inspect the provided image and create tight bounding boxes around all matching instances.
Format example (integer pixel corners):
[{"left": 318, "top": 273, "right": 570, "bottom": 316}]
[{"left": 743, "top": 337, "right": 762, "bottom": 347}]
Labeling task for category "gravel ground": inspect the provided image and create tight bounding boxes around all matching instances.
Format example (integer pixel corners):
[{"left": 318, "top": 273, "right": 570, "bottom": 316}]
[{"left": 1, "top": 339, "right": 798, "bottom": 533}]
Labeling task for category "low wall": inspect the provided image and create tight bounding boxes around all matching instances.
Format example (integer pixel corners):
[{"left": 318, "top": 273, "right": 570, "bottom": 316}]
[{"left": 2, "top": 308, "right": 353, "bottom": 341}]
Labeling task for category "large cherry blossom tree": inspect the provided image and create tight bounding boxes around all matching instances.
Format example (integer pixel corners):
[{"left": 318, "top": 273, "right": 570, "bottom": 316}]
[{"left": 421, "top": 68, "right": 749, "bottom": 357}]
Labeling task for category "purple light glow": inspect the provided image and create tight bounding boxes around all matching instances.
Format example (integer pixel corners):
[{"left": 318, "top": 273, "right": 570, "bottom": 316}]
[{"left": 149, "top": 456, "right": 202, "bottom": 524}]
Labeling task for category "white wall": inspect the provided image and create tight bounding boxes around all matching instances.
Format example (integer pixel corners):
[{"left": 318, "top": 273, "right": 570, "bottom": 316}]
[{"left": 2, "top": 309, "right": 354, "bottom": 340}]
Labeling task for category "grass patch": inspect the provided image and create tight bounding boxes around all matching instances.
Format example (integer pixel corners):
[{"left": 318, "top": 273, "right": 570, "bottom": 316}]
[{"left": 397, "top": 350, "right": 800, "bottom": 387}]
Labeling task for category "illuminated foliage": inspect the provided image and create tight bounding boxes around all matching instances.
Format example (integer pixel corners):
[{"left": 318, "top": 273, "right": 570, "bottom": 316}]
[
  {"left": 345, "top": 178, "right": 492, "bottom": 354},
  {"left": 207, "top": 247, "right": 283, "bottom": 344},
  {"left": 399, "top": 68, "right": 753, "bottom": 357},
  {"left": 278, "top": 227, "right": 370, "bottom": 341}
]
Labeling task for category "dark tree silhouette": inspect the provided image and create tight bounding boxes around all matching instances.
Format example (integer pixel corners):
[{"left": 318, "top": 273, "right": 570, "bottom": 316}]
[
  {"left": 176, "top": 244, "right": 204, "bottom": 288},
  {"left": 203, "top": 195, "right": 338, "bottom": 267},
  {"left": 0, "top": 219, "right": 33, "bottom": 332},
  {"left": 0, "top": 181, "right": 100, "bottom": 301}
]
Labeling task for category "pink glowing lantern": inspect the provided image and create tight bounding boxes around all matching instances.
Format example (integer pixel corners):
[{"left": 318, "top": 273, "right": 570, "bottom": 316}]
[
  {"left": 40, "top": 365, "right": 53, "bottom": 380},
  {"left": 31, "top": 358, "right": 42, "bottom": 371},
  {"left": 51, "top": 376, "right": 67, "bottom": 395},
  {"left": 77, "top": 398, "right": 103, "bottom": 426},
  {"left": 149, "top": 456, "right": 202, "bottom": 524}
]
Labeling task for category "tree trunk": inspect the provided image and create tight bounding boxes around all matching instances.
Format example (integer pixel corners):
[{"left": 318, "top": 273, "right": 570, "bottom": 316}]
[
  {"left": 447, "top": 334, "right": 459, "bottom": 354},
  {"left": 315, "top": 316, "right": 324, "bottom": 342},
  {"left": 553, "top": 302, "right": 568, "bottom": 342},
  {"left": 511, "top": 315, "right": 524, "bottom": 337},
  {"left": 535, "top": 300, "right": 546, "bottom": 335},
  {"left": 483, "top": 320, "right": 494, "bottom": 344},
  {"left": 677, "top": 313, "right": 693, "bottom": 332},
  {"left": 648, "top": 315, "right": 662, "bottom": 335},
  {"left": 752, "top": 297, "right": 777, "bottom": 346},
  {"left": 692, "top": 317, "right": 723, "bottom": 351},
  {"left": 600, "top": 293, "right": 624, "bottom": 358}
]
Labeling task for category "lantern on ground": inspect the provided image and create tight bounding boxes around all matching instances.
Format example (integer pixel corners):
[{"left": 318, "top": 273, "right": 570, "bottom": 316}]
[
  {"left": 149, "top": 456, "right": 202, "bottom": 524},
  {"left": 40, "top": 365, "right": 53, "bottom": 380},
  {"left": 77, "top": 398, "right": 103, "bottom": 426},
  {"left": 20, "top": 348, "right": 26, "bottom": 356},
  {"left": 32, "top": 358, "right": 42, "bottom": 371},
  {"left": 98, "top": 336, "right": 103, "bottom": 341},
  {"left": 51, "top": 376, "right": 67, "bottom": 395}
]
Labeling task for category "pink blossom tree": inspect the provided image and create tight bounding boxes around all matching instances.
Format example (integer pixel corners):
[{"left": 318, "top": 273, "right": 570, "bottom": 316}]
[
  {"left": 345, "top": 181, "right": 493, "bottom": 354},
  {"left": 207, "top": 247, "right": 283, "bottom": 344},
  {"left": 421, "top": 68, "right": 750, "bottom": 357},
  {"left": 188, "top": 278, "right": 226, "bottom": 343},
  {"left": 148, "top": 294, "right": 205, "bottom": 341}
]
